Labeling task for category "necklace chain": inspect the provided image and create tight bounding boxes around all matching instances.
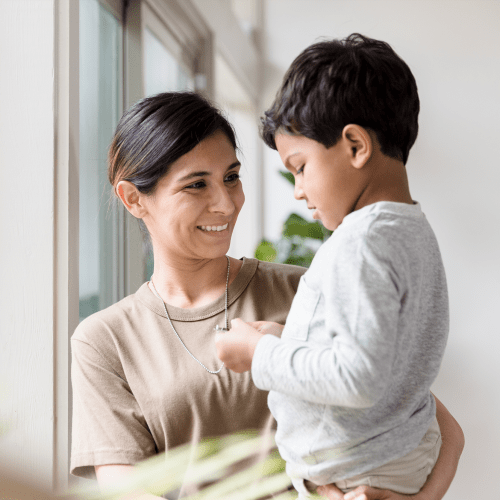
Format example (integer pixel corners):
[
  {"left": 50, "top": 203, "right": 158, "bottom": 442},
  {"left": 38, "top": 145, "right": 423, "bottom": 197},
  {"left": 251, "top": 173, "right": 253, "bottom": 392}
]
[{"left": 149, "top": 256, "right": 230, "bottom": 375}]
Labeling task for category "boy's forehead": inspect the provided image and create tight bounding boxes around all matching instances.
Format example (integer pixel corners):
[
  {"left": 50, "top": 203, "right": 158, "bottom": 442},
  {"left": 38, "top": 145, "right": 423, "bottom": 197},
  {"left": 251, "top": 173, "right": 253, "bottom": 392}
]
[
  {"left": 275, "top": 133, "right": 320, "bottom": 162},
  {"left": 275, "top": 132, "right": 305, "bottom": 154}
]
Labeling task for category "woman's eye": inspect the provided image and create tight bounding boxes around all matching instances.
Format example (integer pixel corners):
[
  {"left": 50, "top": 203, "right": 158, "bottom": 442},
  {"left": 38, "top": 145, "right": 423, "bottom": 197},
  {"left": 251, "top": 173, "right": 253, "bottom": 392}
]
[
  {"left": 225, "top": 173, "right": 240, "bottom": 183},
  {"left": 186, "top": 180, "right": 206, "bottom": 189},
  {"left": 296, "top": 165, "right": 305, "bottom": 175}
]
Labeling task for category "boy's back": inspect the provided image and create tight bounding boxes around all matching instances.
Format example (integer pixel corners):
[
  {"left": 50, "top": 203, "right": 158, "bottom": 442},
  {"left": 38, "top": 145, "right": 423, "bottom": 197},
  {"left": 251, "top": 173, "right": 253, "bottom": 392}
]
[{"left": 252, "top": 200, "right": 449, "bottom": 484}]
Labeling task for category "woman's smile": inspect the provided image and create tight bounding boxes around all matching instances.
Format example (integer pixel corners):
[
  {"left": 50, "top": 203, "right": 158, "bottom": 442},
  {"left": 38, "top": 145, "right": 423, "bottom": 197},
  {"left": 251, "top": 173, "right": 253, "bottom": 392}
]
[{"left": 197, "top": 223, "right": 229, "bottom": 232}]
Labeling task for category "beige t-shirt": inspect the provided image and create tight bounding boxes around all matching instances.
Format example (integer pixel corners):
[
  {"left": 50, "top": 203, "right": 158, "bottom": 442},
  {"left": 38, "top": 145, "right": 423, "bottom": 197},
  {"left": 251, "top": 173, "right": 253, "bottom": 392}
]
[{"left": 70, "top": 258, "right": 305, "bottom": 484}]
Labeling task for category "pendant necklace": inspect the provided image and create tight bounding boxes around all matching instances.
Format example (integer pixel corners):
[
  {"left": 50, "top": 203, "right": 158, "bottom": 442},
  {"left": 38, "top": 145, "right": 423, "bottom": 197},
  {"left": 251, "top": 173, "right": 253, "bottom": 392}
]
[{"left": 149, "top": 256, "right": 230, "bottom": 374}]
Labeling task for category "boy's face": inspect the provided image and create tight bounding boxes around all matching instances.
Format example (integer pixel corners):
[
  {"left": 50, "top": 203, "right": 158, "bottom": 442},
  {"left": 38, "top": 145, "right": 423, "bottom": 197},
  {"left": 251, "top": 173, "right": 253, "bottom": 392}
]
[{"left": 275, "top": 133, "right": 362, "bottom": 231}]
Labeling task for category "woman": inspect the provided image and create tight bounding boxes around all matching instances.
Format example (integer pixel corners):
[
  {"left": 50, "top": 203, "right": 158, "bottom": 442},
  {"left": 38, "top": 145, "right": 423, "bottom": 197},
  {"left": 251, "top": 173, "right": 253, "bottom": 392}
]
[{"left": 70, "top": 92, "right": 463, "bottom": 500}]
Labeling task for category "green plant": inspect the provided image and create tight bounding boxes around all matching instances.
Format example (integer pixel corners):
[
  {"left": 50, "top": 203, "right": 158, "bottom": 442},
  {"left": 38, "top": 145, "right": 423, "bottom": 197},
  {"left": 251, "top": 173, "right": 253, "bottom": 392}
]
[
  {"left": 255, "top": 171, "right": 332, "bottom": 268},
  {"left": 70, "top": 431, "right": 323, "bottom": 500}
]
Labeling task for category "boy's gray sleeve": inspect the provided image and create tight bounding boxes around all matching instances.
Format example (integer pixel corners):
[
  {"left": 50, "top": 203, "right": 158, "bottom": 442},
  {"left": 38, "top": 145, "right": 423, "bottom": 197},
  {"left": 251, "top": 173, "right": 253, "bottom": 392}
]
[{"left": 251, "top": 232, "right": 403, "bottom": 408}]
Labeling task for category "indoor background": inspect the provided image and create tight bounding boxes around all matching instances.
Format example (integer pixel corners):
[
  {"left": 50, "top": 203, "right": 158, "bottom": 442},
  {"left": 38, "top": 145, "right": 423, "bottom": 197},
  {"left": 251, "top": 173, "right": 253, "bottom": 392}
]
[{"left": 1, "top": 1, "right": 499, "bottom": 499}]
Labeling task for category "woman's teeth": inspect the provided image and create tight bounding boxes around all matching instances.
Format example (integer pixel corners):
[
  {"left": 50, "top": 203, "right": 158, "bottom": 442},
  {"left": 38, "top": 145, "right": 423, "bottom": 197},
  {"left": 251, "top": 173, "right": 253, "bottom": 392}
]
[{"left": 198, "top": 223, "right": 228, "bottom": 232}]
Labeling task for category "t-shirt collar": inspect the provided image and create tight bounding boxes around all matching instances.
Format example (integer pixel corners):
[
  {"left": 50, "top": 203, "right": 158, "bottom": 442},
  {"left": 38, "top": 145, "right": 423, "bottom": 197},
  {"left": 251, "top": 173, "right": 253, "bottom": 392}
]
[{"left": 136, "top": 257, "right": 259, "bottom": 321}]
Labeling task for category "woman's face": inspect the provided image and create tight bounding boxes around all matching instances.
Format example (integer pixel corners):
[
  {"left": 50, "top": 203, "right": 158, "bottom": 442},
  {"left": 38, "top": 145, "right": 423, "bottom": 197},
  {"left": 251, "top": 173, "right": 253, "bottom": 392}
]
[{"left": 141, "top": 130, "right": 245, "bottom": 262}]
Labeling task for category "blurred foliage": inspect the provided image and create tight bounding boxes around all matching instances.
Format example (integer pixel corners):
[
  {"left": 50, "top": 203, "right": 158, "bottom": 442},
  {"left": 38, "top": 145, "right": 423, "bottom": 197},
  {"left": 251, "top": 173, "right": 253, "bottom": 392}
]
[
  {"left": 255, "top": 171, "right": 332, "bottom": 268},
  {"left": 0, "top": 423, "right": 324, "bottom": 499},
  {"left": 70, "top": 431, "right": 323, "bottom": 500}
]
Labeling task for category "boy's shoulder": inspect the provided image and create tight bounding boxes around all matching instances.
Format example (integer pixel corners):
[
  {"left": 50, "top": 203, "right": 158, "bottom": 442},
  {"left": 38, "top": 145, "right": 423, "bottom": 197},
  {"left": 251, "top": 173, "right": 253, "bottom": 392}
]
[
  {"left": 317, "top": 201, "right": 436, "bottom": 268},
  {"left": 336, "top": 201, "right": 428, "bottom": 241}
]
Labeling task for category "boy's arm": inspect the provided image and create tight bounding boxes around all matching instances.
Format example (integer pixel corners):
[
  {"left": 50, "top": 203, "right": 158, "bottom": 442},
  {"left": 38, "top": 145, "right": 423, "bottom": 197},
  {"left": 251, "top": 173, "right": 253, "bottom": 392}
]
[
  {"left": 219, "top": 230, "right": 445, "bottom": 409},
  {"left": 316, "top": 395, "right": 464, "bottom": 500}
]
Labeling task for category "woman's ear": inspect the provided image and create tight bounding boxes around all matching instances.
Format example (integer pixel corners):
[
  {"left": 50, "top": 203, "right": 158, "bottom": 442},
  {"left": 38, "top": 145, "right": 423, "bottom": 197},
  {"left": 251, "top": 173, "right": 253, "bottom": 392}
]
[
  {"left": 116, "top": 181, "right": 148, "bottom": 218},
  {"left": 342, "top": 124, "right": 373, "bottom": 169}
]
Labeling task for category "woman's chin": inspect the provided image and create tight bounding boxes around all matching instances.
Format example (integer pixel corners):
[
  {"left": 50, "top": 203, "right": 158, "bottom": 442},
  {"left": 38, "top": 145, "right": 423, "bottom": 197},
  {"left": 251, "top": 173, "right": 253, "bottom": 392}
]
[{"left": 195, "top": 228, "right": 232, "bottom": 256}]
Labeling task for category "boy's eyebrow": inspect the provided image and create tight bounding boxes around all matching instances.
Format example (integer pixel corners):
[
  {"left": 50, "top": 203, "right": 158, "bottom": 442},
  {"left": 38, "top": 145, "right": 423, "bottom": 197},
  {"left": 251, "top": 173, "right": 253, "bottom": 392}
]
[
  {"left": 283, "top": 152, "right": 301, "bottom": 166},
  {"left": 177, "top": 162, "right": 241, "bottom": 182}
]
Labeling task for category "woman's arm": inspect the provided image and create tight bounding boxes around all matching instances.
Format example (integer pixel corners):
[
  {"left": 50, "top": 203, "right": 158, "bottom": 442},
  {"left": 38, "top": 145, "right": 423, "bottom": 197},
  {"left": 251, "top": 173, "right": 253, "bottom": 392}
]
[
  {"left": 414, "top": 394, "right": 464, "bottom": 500},
  {"left": 317, "top": 395, "right": 464, "bottom": 500}
]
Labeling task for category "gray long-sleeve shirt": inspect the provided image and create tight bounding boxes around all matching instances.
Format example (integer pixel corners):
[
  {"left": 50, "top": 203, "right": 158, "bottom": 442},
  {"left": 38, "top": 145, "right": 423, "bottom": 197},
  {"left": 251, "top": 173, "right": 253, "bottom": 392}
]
[{"left": 252, "top": 201, "right": 449, "bottom": 485}]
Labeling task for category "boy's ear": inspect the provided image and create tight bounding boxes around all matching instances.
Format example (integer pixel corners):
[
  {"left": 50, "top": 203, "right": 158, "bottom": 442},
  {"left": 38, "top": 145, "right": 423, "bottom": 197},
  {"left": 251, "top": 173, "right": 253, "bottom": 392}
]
[
  {"left": 342, "top": 124, "right": 373, "bottom": 169},
  {"left": 116, "top": 181, "right": 148, "bottom": 218}
]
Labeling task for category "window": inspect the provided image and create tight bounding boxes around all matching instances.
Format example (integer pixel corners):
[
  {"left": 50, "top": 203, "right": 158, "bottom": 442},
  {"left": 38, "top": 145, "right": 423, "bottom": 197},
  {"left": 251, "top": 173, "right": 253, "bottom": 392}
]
[
  {"left": 79, "top": 0, "right": 124, "bottom": 321},
  {"left": 215, "top": 53, "right": 262, "bottom": 259},
  {"left": 144, "top": 28, "right": 194, "bottom": 96}
]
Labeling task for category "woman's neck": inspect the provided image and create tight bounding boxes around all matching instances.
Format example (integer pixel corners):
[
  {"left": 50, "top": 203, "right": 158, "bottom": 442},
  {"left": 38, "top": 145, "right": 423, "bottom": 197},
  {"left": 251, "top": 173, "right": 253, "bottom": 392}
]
[{"left": 150, "top": 254, "right": 242, "bottom": 309}]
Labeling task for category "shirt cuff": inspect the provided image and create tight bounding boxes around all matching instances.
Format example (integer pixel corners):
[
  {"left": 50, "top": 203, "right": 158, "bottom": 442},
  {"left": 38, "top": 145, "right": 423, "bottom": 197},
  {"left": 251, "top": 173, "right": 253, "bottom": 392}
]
[{"left": 251, "top": 333, "right": 281, "bottom": 391}]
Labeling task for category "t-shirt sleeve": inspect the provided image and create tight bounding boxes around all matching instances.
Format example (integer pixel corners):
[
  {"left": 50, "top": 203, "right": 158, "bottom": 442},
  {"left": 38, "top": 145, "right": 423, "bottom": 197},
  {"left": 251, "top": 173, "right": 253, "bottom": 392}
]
[{"left": 70, "top": 338, "right": 157, "bottom": 479}]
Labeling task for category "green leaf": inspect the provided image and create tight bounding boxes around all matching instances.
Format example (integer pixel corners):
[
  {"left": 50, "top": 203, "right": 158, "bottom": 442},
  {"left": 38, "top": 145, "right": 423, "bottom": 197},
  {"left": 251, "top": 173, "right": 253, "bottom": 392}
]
[
  {"left": 283, "top": 213, "right": 325, "bottom": 240},
  {"left": 279, "top": 170, "right": 295, "bottom": 186},
  {"left": 71, "top": 432, "right": 272, "bottom": 500},
  {"left": 190, "top": 452, "right": 288, "bottom": 500},
  {"left": 283, "top": 252, "right": 315, "bottom": 268},
  {"left": 255, "top": 239, "right": 277, "bottom": 262}
]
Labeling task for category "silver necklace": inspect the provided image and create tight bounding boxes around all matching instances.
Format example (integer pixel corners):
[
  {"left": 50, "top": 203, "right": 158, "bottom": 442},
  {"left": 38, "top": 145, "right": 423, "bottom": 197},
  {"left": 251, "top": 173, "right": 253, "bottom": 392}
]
[{"left": 149, "top": 256, "right": 230, "bottom": 375}]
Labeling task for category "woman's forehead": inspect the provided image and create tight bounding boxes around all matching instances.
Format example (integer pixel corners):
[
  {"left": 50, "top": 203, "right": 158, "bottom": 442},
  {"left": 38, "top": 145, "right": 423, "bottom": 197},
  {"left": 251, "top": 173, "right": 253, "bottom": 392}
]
[{"left": 170, "top": 133, "right": 238, "bottom": 176}]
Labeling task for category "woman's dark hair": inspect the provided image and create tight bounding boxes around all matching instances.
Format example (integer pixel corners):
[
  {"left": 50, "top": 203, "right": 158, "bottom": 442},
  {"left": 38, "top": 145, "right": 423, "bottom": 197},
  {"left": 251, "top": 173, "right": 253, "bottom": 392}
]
[
  {"left": 261, "top": 33, "right": 419, "bottom": 164},
  {"left": 108, "top": 91, "right": 237, "bottom": 194}
]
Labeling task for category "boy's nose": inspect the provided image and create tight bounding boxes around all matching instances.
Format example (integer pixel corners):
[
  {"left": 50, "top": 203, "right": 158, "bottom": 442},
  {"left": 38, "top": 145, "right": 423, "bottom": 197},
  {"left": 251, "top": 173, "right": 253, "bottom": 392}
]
[{"left": 294, "top": 180, "right": 305, "bottom": 200}]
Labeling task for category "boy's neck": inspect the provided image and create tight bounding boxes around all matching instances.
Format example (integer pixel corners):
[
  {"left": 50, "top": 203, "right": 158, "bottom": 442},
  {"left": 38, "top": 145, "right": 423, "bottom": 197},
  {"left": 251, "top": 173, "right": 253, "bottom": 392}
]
[{"left": 353, "top": 153, "right": 413, "bottom": 211}]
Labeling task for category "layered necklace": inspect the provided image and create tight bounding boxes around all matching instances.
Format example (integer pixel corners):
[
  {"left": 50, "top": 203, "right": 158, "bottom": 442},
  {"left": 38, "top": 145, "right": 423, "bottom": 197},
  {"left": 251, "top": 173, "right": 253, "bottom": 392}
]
[{"left": 149, "top": 256, "right": 230, "bottom": 375}]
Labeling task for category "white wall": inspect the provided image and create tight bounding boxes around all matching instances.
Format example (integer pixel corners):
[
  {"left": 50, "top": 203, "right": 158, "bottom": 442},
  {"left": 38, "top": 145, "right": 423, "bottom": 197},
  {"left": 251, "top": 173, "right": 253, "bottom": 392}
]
[
  {"left": 0, "top": 0, "right": 56, "bottom": 489},
  {"left": 261, "top": 1, "right": 500, "bottom": 498},
  {"left": 0, "top": 0, "right": 78, "bottom": 492}
]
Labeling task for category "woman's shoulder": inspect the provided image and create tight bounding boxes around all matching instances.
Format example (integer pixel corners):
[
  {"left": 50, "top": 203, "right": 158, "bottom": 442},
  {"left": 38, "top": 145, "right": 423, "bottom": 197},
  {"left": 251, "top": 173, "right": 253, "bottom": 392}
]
[
  {"left": 72, "top": 285, "right": 148, "bottom": 348},
  {"left": 248, "top": 258, "right": 306, "bottom": 290}
]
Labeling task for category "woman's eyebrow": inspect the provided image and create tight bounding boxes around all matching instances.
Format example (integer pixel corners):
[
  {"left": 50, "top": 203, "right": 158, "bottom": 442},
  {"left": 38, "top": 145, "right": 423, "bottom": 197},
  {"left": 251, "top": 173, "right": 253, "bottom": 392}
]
[{"left": 177, "top": 162, "right": 241, "bottom": 182}]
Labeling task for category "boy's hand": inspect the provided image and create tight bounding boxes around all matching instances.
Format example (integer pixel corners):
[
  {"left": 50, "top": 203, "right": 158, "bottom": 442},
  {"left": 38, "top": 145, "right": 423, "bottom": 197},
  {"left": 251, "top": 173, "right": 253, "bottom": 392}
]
[
  {"left": 247, "top": 321, "right": 285, "bottom": 338},
  {"left": 214, "top": 318, "right": 264, "bottom": 373}
]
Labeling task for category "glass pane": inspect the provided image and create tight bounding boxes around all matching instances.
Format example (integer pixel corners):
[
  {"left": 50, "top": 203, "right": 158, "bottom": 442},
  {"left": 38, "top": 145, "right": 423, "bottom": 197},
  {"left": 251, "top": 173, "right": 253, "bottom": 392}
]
[
  {"left": 143, "top": 28, "right": 194, "bottom": 279},
  {"left": 79, "top": 0, "right": 122, "bottom": 321}
]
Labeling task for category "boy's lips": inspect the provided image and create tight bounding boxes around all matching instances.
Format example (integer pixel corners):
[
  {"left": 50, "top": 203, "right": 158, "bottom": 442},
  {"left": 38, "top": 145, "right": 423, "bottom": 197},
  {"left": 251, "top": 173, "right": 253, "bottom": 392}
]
[{"left": 307, "top": 205, "right": 319, "bottom": 219}]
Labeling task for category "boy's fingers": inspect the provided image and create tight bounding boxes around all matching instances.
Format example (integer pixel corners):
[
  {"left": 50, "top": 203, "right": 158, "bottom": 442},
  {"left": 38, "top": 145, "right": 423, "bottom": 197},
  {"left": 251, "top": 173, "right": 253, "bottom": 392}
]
[
  {"left": 247, "top": 321, "right": 264, "bottom": 331},
  {"left": 230, "top": 318, "right": 245, "bottom": 328}
]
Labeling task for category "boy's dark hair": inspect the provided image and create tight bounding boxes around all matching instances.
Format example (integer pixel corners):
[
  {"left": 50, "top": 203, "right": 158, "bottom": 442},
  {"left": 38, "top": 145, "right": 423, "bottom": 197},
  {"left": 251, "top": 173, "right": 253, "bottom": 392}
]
[{"left": 261, "top": 33, "right": 419, "bottom": 164}]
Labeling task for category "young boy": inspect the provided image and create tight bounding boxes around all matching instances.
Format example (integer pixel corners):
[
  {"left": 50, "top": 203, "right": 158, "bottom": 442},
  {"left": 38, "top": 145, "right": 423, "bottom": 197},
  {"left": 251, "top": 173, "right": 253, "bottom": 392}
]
[{"left": 215, "top": 34, "right": 448, "bottom": 498}]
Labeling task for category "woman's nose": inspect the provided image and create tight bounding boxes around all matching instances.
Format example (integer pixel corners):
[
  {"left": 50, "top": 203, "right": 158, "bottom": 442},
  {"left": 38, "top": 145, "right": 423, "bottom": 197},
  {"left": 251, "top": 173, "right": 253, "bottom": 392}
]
[{"left": 209, "top": 185, "right": 236, "bottom": 214}]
